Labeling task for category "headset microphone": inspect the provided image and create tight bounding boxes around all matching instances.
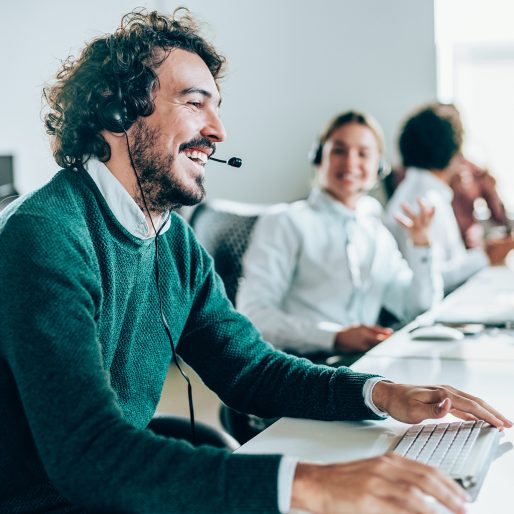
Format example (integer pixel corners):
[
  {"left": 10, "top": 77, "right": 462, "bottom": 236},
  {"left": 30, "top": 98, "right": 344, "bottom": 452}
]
[{"left": 208, "top": 156, "right": 242, "bottom": 168}]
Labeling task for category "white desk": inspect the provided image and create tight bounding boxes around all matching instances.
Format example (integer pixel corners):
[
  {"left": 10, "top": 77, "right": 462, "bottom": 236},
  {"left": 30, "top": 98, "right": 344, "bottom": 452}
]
[
  {"left": 239, "top": 361, "right": 514, "bottom": 513},
  {"left": 238, "top": 267, "right": 514, "bottom": 512},
  {"left": 365, "top": 266, "right": 514, "bottom": 361},
  {"left": 363, "top": 325, "right": 514, "bottom": 361},
  {"left": 432, "top": 266, "right": 514, "bottom": 326}
]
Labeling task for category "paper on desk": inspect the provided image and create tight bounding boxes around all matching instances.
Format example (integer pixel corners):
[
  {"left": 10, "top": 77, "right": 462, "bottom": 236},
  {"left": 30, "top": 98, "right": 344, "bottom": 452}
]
[{"left": 368, "top": 332, "right": 514, "bottom": 361}]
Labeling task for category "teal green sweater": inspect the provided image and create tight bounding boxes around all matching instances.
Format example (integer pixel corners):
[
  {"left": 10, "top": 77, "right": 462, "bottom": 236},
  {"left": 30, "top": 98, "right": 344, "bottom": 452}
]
[{"left": 0, "top": 168, "right": 381, "bottom": 513}]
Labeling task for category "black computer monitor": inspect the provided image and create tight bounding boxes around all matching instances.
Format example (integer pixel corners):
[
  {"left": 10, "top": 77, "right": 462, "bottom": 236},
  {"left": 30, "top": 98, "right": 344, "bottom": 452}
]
[{"left": 0, "top": 155, "right": 15, "bottom": 197}]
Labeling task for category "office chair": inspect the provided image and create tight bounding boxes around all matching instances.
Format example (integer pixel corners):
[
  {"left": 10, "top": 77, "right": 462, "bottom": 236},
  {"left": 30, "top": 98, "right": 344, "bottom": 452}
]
[
  {"left": 188, "top": 199, "right": 267, "bottom": 305},
  {"left": 148, "top": 413, "right": 239, "bottom": 450}
]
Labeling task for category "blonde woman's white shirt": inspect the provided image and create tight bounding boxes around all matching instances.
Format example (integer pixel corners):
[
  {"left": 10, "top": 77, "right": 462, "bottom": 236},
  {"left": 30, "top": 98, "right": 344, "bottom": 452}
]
[{"left": 237, "top": 187, "right": 442, "bottom": 354}]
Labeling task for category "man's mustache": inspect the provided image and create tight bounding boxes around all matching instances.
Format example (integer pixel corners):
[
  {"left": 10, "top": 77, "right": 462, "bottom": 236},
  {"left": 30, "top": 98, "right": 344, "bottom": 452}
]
[{"left": 179, "top": 137, "right": 216, "bottom": 156}]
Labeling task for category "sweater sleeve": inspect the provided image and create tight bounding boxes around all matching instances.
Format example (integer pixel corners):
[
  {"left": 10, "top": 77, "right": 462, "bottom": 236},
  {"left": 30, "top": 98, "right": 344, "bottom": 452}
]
[
  {"left": 0, "top": 213, "right": 283, "bottom": 514},
  {"left": 177, "top": 230, "right": 384, "bottom": 422}
]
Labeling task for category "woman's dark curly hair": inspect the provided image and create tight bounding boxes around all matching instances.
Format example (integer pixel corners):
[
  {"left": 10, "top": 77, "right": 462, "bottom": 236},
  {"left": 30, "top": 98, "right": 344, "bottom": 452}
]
[
  {"left": 398, "top": 103, "right": 464, "bottom": 171},
  {"left": 44, "top": 8, "right": 225, "bottom": 168}
]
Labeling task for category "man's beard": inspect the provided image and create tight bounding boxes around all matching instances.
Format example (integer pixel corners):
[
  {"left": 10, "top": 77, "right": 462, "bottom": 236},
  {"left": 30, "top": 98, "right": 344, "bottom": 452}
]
[{"left": 130, "top": 119, "right": 206, "bottom": 213}]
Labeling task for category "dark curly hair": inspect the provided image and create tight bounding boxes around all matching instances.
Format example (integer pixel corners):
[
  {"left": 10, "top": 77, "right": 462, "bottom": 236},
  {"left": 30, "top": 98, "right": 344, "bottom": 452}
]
[
  {"left": 398, "top": 103, "right": 464, "bottom": 171},
  {"left": 44, "top": 8, "right": 225, "bottom": 169}
]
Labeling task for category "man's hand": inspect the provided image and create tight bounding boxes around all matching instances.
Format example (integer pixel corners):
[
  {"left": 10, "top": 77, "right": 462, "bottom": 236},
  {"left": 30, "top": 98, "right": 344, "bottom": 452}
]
[
  {"left": 372, "top": 382, "right": 513, "bottom": 429},
  {"left": 292, "top": 453, "right": 469, "bottom": 514},
  {"left": 335, "top": 325, "right": 393, "bottom": 353},
  {"left": 394, "top": 197, "right": 435, "bottom": 247}
]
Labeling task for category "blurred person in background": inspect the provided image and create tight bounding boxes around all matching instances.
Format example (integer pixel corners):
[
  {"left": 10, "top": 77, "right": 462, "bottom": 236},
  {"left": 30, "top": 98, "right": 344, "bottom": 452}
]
[
  {"left": 385, "top": 103, "right": 514, "bottom": 294},
  {"left": 237, "top": 111, "right": 443, "bottom": 360}
]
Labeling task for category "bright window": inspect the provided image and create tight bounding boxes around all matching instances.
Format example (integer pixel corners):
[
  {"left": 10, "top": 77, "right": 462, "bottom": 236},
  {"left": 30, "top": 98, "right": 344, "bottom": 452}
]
[{"left": 435, "top": 0, "right": 514, "bottom": 211}]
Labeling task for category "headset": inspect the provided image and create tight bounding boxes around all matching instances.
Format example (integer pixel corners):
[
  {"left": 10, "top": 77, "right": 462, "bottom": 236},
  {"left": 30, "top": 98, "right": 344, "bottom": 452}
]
[
  {"left": 97, "top": 36, "right": 136, "bottom": 134},
  {"left": 309, "top": 138, "right": 391, "bottom": 179}
]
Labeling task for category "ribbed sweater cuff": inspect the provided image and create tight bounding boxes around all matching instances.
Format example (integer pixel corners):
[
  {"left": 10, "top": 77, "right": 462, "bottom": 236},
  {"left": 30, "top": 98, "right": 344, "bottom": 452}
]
[
  {"left": 330, "top": 368, "right": 384, "bottom": 420},
  {"left": 225, "top": 453, "right": 282, "bottom": 513}
]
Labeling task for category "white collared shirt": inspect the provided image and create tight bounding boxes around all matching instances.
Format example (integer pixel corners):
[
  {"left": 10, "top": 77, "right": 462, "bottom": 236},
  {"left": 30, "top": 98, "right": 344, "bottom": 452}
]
[
  {"left": 84, "top": 158, "right": 171, "bottom": 239},
  {"left": 384, "top": 167, "right": 488, "bottom": 293},
  {"left": 237, "top": 187, "right": 442, "bottom": 354}
]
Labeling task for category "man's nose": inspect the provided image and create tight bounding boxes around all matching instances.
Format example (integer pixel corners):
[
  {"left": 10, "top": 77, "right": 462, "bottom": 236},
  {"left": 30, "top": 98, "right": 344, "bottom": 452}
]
[{"left": 201, "top": 110, "right": 226, "bottom": 143}]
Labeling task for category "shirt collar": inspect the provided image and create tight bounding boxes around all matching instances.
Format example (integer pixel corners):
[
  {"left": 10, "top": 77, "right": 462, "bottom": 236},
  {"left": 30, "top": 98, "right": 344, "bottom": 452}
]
[
  {"left": 406, "top": 167, "right": 454, "bottom": 202},
  {"left": 308, "top": 187, "right": 359, "bottom": 222},
  {"left": 83, "top": 157, "right": 171, "bottom": 240}
]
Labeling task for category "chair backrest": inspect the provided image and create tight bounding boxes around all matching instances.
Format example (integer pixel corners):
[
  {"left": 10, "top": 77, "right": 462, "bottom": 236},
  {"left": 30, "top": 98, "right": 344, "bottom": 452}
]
[
  {"left": 148, "top": 414, "right": 239, "bottom": 450},
  {"left": 189, "top": 199, "right": 268, "bottom": 305}
]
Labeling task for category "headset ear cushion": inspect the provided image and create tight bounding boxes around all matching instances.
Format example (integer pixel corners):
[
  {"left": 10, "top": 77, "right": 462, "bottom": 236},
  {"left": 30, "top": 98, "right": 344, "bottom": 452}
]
[
  {"left": 98, "top": 97, "right": 135, "bottom": 133},
  {"left": 377, "top": 159, "right": 391, "bottom": 179}
]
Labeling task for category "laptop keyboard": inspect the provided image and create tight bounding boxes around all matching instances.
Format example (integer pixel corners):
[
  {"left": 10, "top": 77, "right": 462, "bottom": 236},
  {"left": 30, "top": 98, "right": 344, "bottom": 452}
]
[{"left": 393, "top": 420, "right": 499, "bottom": 500}]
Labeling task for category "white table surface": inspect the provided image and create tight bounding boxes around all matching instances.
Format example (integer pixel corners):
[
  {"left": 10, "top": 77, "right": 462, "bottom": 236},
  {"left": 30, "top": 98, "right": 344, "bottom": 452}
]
[
  {"left": 238, "top": 267, "right": 514, "bottom": 512},
  {"left": 239, "top": 358, "right": 514, "bottom": 512}
]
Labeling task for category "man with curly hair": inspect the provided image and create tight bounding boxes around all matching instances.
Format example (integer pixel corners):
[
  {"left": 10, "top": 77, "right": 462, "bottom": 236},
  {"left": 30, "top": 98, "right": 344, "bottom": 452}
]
[{"left": 0, "top": 9, "right": 510, "bottom": 514}]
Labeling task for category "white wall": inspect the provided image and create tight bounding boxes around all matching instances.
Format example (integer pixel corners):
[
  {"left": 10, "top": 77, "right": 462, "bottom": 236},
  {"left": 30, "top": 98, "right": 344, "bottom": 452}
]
[{"left": 1, "top": 0, "right": 436, "bottom": 203}]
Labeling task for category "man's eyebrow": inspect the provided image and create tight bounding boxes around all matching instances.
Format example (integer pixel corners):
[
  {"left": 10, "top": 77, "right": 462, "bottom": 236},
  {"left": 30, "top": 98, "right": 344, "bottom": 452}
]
[{"left": 179, "top": 87, "right": 222, "bottom": 107}]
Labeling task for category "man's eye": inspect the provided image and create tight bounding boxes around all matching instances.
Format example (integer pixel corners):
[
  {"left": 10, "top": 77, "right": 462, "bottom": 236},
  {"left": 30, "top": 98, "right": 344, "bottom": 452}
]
[{"left": 188, "top": 101, "right": 201, "bottom": 108}]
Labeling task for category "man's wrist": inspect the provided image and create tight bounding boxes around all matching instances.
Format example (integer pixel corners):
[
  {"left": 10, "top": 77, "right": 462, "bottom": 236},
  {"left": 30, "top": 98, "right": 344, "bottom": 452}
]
[
  {"left": 371, "top": 380, "right": 394, "bottom": 414},
  {"left": 291, "top": 462, "right": 320, "bottom": 513}
]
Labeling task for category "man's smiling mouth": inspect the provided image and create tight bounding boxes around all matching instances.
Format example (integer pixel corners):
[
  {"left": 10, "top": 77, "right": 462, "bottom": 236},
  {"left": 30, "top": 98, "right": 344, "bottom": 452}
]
[{"left": 183, "top": 149, "right": 209, "bottom": 165}]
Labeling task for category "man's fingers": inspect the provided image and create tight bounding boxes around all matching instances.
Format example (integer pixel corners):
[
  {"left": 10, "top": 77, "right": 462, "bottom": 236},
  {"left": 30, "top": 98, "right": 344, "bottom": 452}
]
[
  {"left": 450, "top": 409, "right": 479, "bottom": 422},
  {"left": 443, "top": 385, "right": 513, "bottom": 427},
  {"left": 377, "top": 455, "right": 468, "bottom": 513},
  {"left": 446, "top": 395, "right": 505, "bottom": 428},
  {"left": 415, "top": 385, "right": 510, "bottom": 428},
  {"left": 374, "top": 489, "right": 442, "bottom": 514},
  {"left": 378, "top": 486, "right": 463, "bottom": 514}
]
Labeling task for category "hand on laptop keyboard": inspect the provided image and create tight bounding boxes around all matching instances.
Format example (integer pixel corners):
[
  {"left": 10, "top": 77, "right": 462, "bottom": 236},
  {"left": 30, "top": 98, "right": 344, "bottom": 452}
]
[
  {"left": 291, "top": 453, "right": 469, "bottom": 514},
  {"left": 372, "top": 382, "right": 513, "bottom": 429}
]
